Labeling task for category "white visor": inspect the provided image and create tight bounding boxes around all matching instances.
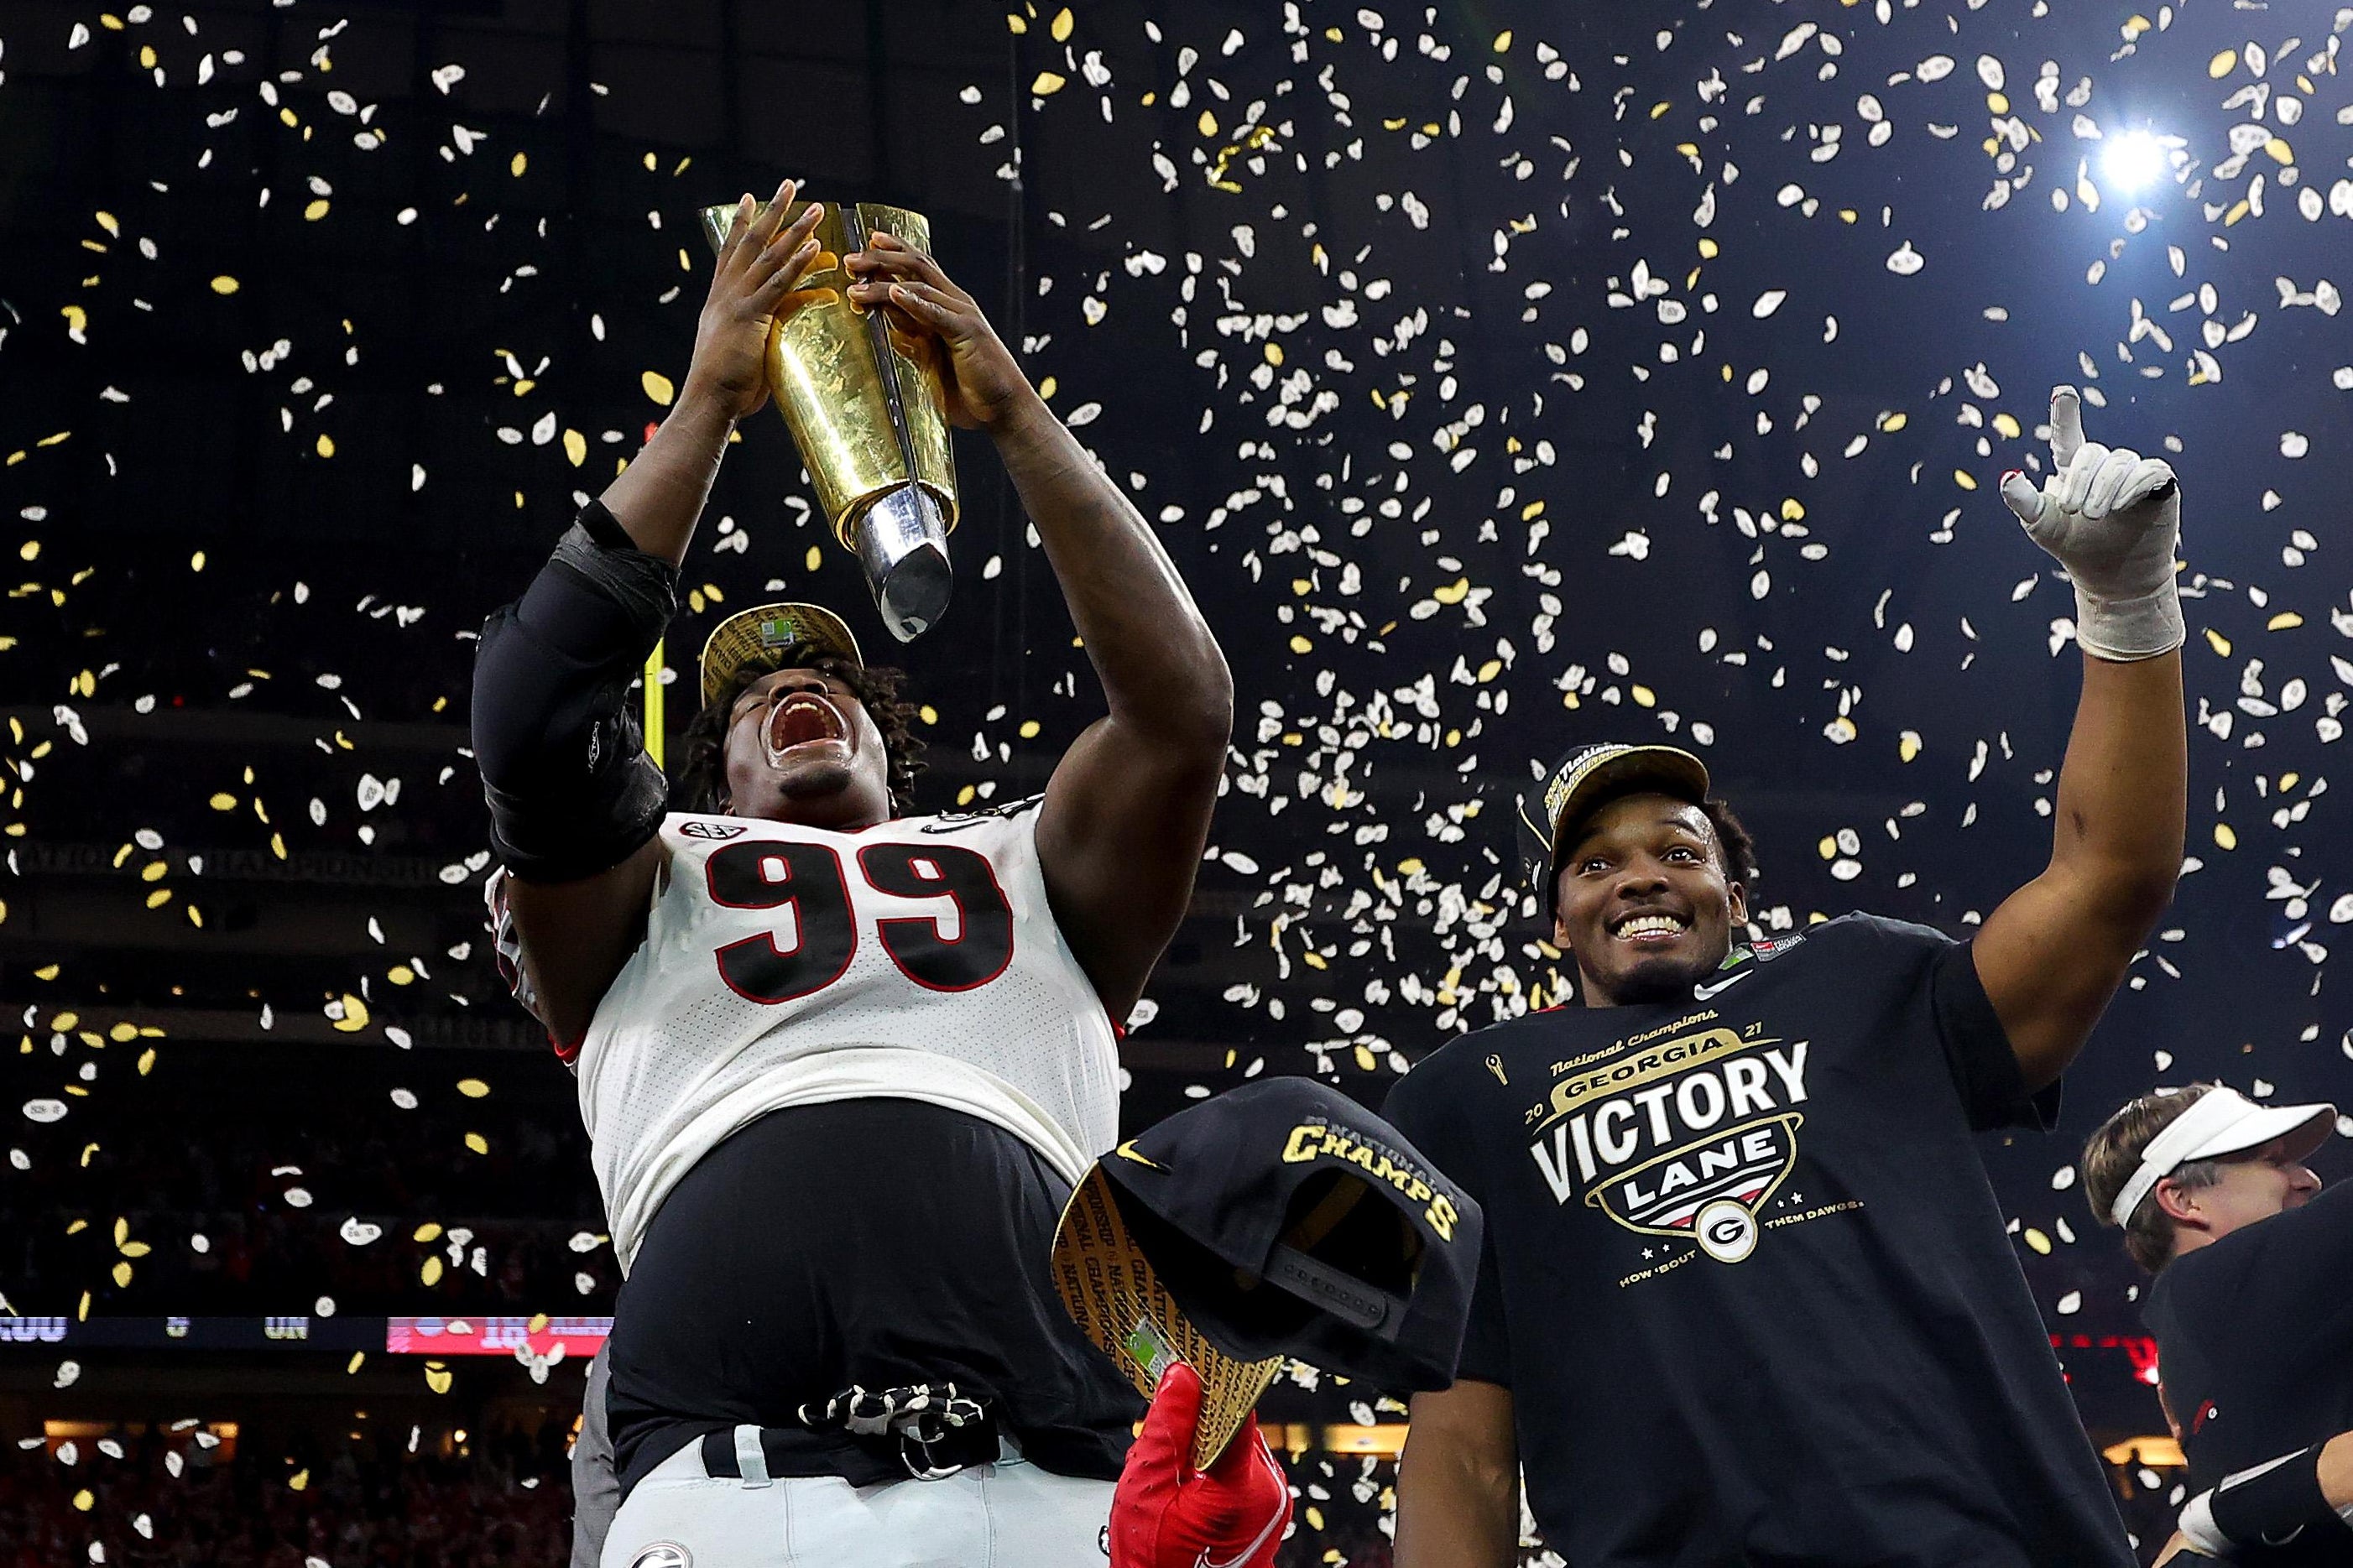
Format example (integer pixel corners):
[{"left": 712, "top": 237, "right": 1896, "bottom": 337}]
[{"left": 2110, "top": 1086, "right": 2337, "bottom": 1228}]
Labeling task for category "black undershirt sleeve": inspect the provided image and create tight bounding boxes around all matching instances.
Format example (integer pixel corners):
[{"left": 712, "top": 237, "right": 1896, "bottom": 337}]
[{"left": 472, "top": 502, "right": 677, "bottom": 883}]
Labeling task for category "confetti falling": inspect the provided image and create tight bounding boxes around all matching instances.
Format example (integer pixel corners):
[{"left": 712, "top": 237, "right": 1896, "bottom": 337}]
[{"left": 3, "top": 0, "right": 2352, "bottom": 1559}]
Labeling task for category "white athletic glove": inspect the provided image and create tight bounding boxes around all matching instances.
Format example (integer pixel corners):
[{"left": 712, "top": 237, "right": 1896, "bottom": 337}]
[{"left": 1999, "top": 385, "right": 2183, "bottom": 661}]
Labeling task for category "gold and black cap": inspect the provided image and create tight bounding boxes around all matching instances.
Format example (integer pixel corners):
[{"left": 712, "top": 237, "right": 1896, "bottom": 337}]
[
  {"left": 1050, "top": 1077, "right": 1483, "bottom": 1466},
  {"left": 1519, "top": 742, "right": 1711, "bottom": 920},
  {"left": 697, "top": 602, "right": 864, "bottom": 709}
]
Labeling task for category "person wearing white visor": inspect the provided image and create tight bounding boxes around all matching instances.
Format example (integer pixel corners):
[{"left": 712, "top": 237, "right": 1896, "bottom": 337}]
[{"left": 2082, "top": 1084, "right": 2351, "bottom": 1565}]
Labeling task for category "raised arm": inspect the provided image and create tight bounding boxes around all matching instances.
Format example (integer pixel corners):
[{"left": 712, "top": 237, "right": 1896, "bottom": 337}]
[
  {"left": 1396, "top": 1380, "right": 1520, "bottom": 1568},
  {"left": 849, "top": 235, "right": 1232, "bottom": 1017},
  {"left": 1973, "top": 388, "right": 2187, "bottom": 1091},
  {"left": 482, "top": 185, "right": 825, "bottom": 1044}
]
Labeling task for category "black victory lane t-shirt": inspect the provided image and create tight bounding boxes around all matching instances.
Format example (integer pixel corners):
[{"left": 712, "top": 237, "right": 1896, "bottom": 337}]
[
  {"left": 2145, "top": 1177, "right": 2353, "bottom": 1565},
  {"left": 1383, "top": 914, "right": 2134, "bottom": 1568}
]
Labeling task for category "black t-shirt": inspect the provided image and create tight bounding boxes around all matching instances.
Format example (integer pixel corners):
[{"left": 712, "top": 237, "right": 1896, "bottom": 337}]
[
  {"left": 1383, "top": 914, "right": 2133, "bottom": 1567},
  {"left": 2145, "top": 1177, "right": 2353, "bottom": 1565},
  {"left": 604, "top": 1098, "right": 1141, "bottom": 1498}
]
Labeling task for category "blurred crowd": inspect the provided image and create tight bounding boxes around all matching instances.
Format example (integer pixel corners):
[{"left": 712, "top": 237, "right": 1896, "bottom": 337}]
[
  {"left": 0, "top": 1423, "right": 571, "bottom": 1568},
  {"left": 2, "top": 1106, "right": 613, "bottom": 1316}
]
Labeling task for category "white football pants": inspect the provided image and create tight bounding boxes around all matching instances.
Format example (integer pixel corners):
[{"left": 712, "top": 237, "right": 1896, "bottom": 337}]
[{"left": 598, "top": 1427, "right": 1115, "bottom": 1568}]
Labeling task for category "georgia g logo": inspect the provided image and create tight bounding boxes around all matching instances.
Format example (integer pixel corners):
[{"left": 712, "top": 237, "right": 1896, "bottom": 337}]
[{"left": 629, "top": 1545, "right": 691, "bottom": 1568}]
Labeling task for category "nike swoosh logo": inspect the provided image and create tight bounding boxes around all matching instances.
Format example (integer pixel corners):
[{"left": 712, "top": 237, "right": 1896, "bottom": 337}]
[
  {"left": 1197, "top": 1444, "right": 1291, "bottom": 1568},
  {"left": 1692, "top": 970, "right": 1754, "bottom": 1000},
  {"left": 1114, "top": 1140, "right": 1167, "bottom": 1172}
]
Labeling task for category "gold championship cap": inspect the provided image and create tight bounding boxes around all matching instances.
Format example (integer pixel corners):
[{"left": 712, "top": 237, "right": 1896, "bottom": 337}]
[
  {"left": 1051, "top": 1161, "right": 1286, "bottom": 1472},
  {"left": 1051, "top": 1079, "right": 1484, "bottom": 1471},
  {"left": 698, "top": 602, "right": 865, "bottom": 708}
]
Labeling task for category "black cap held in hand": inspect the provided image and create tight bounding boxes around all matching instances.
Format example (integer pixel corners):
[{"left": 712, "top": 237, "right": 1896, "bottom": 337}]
[{"left": 1086, "top": 1076, "right": 1484, "bottom": 1395}]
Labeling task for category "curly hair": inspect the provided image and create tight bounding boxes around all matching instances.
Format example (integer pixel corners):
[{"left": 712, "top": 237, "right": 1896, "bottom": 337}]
[
  {"left": 668, "top": 642, "right": 927, "bottom": 817},
  {"left": 1702, "top": 797, "right": 1761, "bottom": 887}
]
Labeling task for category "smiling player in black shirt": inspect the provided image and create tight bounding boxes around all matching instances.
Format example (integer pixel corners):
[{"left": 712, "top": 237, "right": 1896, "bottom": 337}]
[{"left": 1383, "top": 388, "right": 2188, "bottom": 1567}]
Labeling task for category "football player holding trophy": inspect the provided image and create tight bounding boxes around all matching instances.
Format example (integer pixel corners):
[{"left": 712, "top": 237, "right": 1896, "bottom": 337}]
[{"left": 475, "top": 180, "right": 1233, "bottom": 1567}]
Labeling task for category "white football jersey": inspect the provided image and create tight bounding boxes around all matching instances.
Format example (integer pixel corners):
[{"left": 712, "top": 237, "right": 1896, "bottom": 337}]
[{"left": 570, "top": 799, "right": 1123, "bottom": 1274}]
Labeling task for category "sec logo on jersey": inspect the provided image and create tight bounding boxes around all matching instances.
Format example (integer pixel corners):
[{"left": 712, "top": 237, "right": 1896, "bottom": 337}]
[
  {"left": 676, "top": 820, "right": 748, "bottom": 841},
  {"left": 629, "top": 1544, "right": 691, "bottom": 1568}
]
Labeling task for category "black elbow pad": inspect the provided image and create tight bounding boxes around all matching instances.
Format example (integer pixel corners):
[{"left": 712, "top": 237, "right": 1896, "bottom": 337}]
[{"left": 472, "top": 504, "right": 678, "bottom": 883}]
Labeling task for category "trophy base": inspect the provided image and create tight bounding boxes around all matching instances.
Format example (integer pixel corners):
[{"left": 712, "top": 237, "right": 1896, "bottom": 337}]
[{"left": 853, "top": 484, "right": 953, "bottom": 643}]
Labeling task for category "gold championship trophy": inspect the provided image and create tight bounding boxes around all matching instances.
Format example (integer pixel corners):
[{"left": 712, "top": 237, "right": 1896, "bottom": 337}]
[{"left": 699, "top": 201, "right": 959, "bottom": 642}]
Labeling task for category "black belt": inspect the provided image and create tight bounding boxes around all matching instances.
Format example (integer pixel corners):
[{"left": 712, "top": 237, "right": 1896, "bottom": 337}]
[{"left": 699, "top": 1412, "right": 1004, "bottom": 1484}]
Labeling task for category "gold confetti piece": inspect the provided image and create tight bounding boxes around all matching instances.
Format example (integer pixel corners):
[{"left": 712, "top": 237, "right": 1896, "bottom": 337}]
[
  {"left": 1005, "top": 12, "right": 1027, "bottom": 34},
  {"left": 563, "top": 428, "right": 587, "bottom": 466},
  {"left": 457, "top": 1078, "right": 490, "bottom": 1098},
  {"left": 304, "top": 199, "right": 330, "bottom": 221},
  {"left": 1031, "top": 70, "right": 1066, "bottom": 95},
  {"left": 18, "top": 542, "right": 36, "bottom": 561},
  {"left": 72, "top": 1490, "right": 93, "bottom": 1513},
  {"left": 415, "top": 1222, "right": 442, "bottom": 1242},
  {"left": 420, "top": 1256, "right": 445, "bottom": 1285},
  {"left": 190, "top": 550, "right": 206, "bottom": 571},
  {"left": 1290, "top": 635, "right": 1312, "bottom": 654},
  {"left": 387, "top": 965, "right": 415, "bottom": 985},
  {"left": 1880, "top": 412, "right": 1907, "bottom": 432},
  {"left": 805, "top": 544, "right": 822, "bottom": 570},
  {"left": 137, "top": 1049, "right": 154, "bottom": 1076},
  {"left": 641, "top": 369, "right": 676, "bottom": 406},
  {"left": 425, "top": 1364, "right": 454, "bottom": 1393},
  {"left": 1019, "top": 720, "right": 1041, "bottom": 737},
  {"left": 464, "top": 1132, "right": 488, "bottom": 1154},
  {"left": 510, "top": 151, "right": 528, "bottom": 176},
  {"left": 1630, "top": 685, "right": 1656, "bottom": 707},
  {"left": 331, "top": 992, "right": 370, "bottom": 1032},
  {"left": 2208, "top": 48, "right": 2237, "bottom": 79},
  {"left": 144, "top": 888, "right": 171, "bottom": 909},
  {"left": 1953, "top": 470, "right": 1977, "bottom": 491},
  {"left": 112, "top": 1262, "right": 132, "bottom": 1286},
  {"left": 2266, "top": 138, "right": 2293, "bottom": 164},
  {"left": 1818, "top": 836, "right": 1838, "bottom": 860},
  {"left": 94, "top": 211, "right": 118, "bottom": 237},
  {"left": 347, "top": 1352, "right": 366, "bottom": 1374},
  {"left": 208, "top": 793, "right": 237, "bottom": 810},
  {"left": 1198, "top": 110, "right": 1219, "bottom": 137},
  {"left": 2023, "top": 1228, "right": 2051, "bottom": 1254},
  {"left": 1038, "top": 375, "right": 1057, "bottom": 399},
  {"left": 2214, "top": 823, "right": 2238, "bottom": 850},
  {"left": 209, "top": 276, "right": 239, "bottom": 294},
  {"left": 2204, "top": 628, "right": 2232, "bottom": 656},
  {"left": 1779, "top": 498, "right": 1805, "bottom": 522},
  {"left": 2267, "top": 612, "right": 2303, "bottom": 631}
]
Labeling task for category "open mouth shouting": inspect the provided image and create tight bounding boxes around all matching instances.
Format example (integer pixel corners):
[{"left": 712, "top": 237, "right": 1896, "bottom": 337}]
[
  {"left": 762, "top": 690, "right": 849, "bottom": 768},
  {"left": 1611, "top": 909, "right": 1692, "bottom": 947}
]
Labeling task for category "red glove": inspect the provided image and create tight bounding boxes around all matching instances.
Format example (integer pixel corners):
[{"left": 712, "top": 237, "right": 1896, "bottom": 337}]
[{"left": 1110, "top": 1363, "right": 1292, "bottom": 1568}]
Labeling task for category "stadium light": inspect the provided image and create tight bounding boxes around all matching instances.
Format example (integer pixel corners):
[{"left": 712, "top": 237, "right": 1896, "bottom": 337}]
[{"left": 2100, "top": 129, "right": 2168, "bottom": 195}]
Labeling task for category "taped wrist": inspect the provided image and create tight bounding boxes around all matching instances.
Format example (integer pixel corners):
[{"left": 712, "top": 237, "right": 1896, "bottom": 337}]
[
  {"left": 2074, "top": 578, "right": 2185, "bottom": 663},
  {"left": 472, "top": 502, "right": 677, "bottom": 882},
  {"left": 2188, "top": 1446, "right": 2334, "bottom": 1551}
]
